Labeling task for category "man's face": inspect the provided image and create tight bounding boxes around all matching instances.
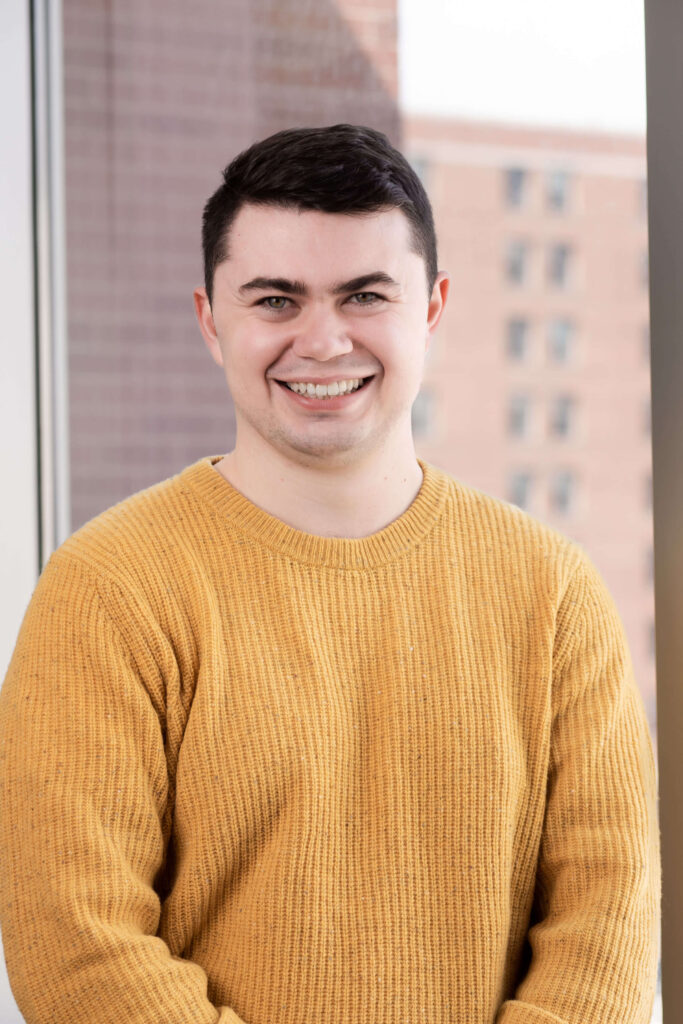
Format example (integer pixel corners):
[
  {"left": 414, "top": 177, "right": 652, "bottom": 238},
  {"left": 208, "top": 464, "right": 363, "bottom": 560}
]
[{"left": 195, "top": 203, "right": 448, "bottom": 469}]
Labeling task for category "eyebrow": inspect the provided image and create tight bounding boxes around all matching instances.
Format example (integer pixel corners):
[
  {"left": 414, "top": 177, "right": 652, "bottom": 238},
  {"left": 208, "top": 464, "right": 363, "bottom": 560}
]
[{"left": 238, "top": 271, "right": 401, "bottom": 297}]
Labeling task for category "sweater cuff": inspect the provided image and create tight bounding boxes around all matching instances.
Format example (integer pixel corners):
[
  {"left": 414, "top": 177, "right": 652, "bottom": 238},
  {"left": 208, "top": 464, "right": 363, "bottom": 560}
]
[{"left": 495, "top": 1001, "right": 568, "bottom": 1024}]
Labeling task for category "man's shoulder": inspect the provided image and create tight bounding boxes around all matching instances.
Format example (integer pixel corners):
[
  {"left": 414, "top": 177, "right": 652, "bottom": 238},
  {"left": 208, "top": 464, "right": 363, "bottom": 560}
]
[
  {"left": 429, "top": 462, "right": 585, "bottom": 579},
  {"left": 53, "top": 455, "right": 221, "bottom": 585}
]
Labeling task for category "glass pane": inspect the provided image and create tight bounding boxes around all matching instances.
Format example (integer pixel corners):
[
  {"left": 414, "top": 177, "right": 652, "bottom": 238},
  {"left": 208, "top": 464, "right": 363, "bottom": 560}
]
[
  {"left": 400, "top": 4, "right": 657, "bottom": 1011},
  {"left": 505, "top": 167, "right": 527, "bottom": 207},
  {"left": 506, "top": 318, "right": 529, "bottom": 360},
  {"left": 546, "top": 168, "right": 571, "bottom": 211},
  {"left": 547, "top": 318, "right": 575, "bottom": 363},
  {"left": 2, "top": 0, "right": 658, "bottom": 1021},
  {"left": 403, "top": 4, "right": 654, "bottom": 740}
]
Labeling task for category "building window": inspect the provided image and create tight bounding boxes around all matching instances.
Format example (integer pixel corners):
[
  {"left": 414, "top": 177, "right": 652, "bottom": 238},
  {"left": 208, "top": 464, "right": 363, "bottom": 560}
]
[
  {"left": 507, "top": 394, "right": 531, "bottom": 437},
  {"left": 547, "top": 243, "right": 572, "bottom": 288},
  {"left": 547, "top": 318, "right": 575, "bottom": 363},
  {"left": 412, "top": 388, "right": 434, "bottom": 440},
  {"left": 549, "top": 469, "right": 575, "bottom": 516},
  {"left": 509, "top": 472, "right": 533, "bottom": 510},
  {"left": 505, "top": 240, "right": 529, "bottom": 285},
  {"left": 504, "top": 168, "right": 527, "bottom": 208},
  {"left": 506, "top": 318, "right": 529, "bottom": 361},
  {"left": 548, "top": 395, "right": 575, "bottom": 438},
  {"left": 546, "top": 169, "right": 571, "bottom": 211}
]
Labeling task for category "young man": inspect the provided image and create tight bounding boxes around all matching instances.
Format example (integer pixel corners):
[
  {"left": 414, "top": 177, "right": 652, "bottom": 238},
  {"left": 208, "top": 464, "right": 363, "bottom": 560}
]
[{"left": 0, "top": 125, "right": 660, "bottom": 1024}]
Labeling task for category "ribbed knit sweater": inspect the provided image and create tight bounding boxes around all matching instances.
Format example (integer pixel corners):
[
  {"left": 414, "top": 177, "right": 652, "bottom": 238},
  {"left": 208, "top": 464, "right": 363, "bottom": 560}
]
[{"left": 0, "top": 456, "right": 660, "bottom": 1024}]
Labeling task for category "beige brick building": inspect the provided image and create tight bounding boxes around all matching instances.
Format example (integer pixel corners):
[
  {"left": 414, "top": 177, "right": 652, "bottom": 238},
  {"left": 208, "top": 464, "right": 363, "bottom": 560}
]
[{"left": 405, "top": 115, "right": 655, "bottom": 731}]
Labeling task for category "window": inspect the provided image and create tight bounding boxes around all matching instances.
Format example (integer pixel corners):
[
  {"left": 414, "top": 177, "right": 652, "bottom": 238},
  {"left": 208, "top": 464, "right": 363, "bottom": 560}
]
[
  {"left": 507, "top": 394, "right": 531, "bottom": 437},
  {"left": 412, "top": 388, "right": 434, "bottom": 440},
  {"left": 506, "top": 318, "right": 529, "bottom": 361},
  {"left": 508, "top": 472, "right": 533, "bottom": 510},
  {"left": 546, "top": 169, "right": 571, "bottom": 211},
  {"left": 505, "top": 240, "right": 529, "bottom": 284},
  {"left": 547, "top": 243, "right": 572, "bottom": 288},
  {"left": 548, "top": 394, "right": 575, "bottom": 437},
  {"left": 549, "top": 469, "right": 575, "bottom": 515},
  {"left": 547, "top": 318, "right": 575, "bottom": 363},
  {"left": 504, "top": 168, "right": 527, "bottom": 208}
]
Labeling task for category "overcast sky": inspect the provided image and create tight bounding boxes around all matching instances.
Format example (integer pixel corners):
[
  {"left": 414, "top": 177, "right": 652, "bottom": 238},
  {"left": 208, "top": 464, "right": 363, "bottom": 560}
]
[{"left": 398, "top": 0, "right": 647, "bottom": 135}]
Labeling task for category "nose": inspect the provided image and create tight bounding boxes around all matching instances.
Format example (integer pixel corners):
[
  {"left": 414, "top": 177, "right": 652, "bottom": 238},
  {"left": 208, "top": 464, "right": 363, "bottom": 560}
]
[{"left": 290, "top": 305, "right": 354, "bottom": 361}]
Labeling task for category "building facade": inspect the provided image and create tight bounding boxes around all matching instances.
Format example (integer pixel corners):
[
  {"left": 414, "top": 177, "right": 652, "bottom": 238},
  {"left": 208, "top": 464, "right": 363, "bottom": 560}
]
[
  {"left": 405, "top": 115, "right": 654, "bottom": 732},
  {"left": 63, "top": 0, "right": 400, "bottom": 529}
]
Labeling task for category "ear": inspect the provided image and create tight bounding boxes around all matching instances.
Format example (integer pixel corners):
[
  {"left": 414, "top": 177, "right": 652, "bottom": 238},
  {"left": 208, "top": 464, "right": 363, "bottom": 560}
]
[
  {"left": 193, "top": 286, "right": 224, "bottom": 367},
  {"left": 425, "top": 271, "right": 450, "bottom": 350}
]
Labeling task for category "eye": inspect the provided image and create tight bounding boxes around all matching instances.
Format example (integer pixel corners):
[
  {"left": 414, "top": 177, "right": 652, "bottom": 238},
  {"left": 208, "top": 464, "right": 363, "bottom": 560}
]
[
  {"left": 348, "top": 291, "right": 382, "bottom": 305},
  {"left": 258, "top": 296, "right": 291, "bottom": 311}
]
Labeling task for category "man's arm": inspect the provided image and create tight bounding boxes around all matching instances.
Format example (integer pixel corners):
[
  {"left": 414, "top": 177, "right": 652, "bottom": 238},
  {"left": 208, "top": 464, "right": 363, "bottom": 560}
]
[
  {"left": 0, "top": 552, "right": 245, "bottom": 1024},
  {"left": 496, "top": 548, "right": 661, "bottom": 1024}
]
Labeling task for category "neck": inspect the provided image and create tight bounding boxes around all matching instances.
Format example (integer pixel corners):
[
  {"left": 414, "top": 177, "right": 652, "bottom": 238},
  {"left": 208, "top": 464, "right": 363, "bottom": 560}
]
[{"left": 214, "top": 435, "right": 423, "bottom": 539}]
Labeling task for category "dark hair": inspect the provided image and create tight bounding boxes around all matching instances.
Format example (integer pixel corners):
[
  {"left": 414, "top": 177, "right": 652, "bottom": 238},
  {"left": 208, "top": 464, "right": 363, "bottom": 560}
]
[{"left": 201, "top": 124, "right": 438, "bottom": 305}]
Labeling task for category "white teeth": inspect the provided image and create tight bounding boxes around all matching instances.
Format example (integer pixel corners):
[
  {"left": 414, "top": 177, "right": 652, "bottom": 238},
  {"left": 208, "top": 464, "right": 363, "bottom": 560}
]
[{"left": 284, "top": 378, "right": 366, "bottom": 398}]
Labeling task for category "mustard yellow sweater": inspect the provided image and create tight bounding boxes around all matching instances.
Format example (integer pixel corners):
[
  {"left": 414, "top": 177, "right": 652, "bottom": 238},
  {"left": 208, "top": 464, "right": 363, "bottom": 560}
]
[{"left": 0, "top": 457, "right": 660, "bottom": 1024}]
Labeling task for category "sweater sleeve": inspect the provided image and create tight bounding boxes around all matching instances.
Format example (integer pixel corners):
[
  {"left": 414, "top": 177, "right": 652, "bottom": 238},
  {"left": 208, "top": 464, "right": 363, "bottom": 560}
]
[
  {"left": 496, "top": 548, "right": 661, "bottom": 1024},
  {"left": 0, "top": 553, "right": 245, "bottom": 1024}
]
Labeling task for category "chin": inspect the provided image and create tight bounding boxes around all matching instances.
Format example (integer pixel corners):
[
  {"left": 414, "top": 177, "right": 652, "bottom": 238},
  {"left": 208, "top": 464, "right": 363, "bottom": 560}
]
[{"left": 274, "top": 430, "right": 376, "bottom": 466}]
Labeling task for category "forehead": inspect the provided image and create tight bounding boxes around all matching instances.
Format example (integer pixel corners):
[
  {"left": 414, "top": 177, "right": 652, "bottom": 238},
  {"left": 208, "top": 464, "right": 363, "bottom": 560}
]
[{"left": 223, "top": 203, "right": 418, "bottom": 282}]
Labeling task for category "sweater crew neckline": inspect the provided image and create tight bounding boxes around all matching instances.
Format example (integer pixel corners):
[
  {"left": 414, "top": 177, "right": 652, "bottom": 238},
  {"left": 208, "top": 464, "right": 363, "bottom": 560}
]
[{"left": 181, "top": 455, "right": 450, "bottom": 569}]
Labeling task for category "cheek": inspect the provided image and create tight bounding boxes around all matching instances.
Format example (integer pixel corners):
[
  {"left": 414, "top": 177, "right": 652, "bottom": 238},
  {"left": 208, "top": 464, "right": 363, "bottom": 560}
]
[
  {"left": 224, "top": 326, "right": 287, "bottom": 379},
  {"left": 373, "top": 324, "right": 427, "bottom": 380}
]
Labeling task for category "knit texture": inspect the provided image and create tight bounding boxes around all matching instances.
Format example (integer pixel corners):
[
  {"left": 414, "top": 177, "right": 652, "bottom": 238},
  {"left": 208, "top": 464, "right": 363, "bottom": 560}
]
[{"left": 0, "top": 456, "right": 660, "bottom": 1024}]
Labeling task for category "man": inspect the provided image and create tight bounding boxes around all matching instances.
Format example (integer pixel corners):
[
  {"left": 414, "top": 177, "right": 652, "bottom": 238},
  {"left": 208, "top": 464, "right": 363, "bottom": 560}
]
[{"left": 0, "top": 124, "right": 660, "bottom": 1024}]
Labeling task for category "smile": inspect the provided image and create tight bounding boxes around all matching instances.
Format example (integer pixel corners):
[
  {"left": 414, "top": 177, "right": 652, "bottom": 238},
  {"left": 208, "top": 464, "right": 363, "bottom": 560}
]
[{"left": 279, "top": 377, "right": 371, "bottom": 399}]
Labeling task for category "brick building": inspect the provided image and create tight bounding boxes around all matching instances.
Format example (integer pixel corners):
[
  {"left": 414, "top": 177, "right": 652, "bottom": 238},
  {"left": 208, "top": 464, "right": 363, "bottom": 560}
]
[
  {"left": 404, "top": 115, "right": 655, "bottom": 731},
  {"left": 63, "top": 0, "right": 400, "bottom": 528}
]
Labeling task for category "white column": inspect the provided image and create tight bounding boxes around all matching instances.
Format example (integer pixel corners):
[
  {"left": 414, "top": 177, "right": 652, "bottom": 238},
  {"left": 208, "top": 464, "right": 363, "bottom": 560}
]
[
  {"left": 0, "top": 3, "right": 39, "bottom": 680},
  {"left": 0, "top": 1, "right": 66, "bottom": 1015}
]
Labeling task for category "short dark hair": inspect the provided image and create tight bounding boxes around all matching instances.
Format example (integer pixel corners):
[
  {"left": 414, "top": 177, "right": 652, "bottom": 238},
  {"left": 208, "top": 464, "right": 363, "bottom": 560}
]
[{"left": 201, "top": 124, "right": 438, "bottom": 305}]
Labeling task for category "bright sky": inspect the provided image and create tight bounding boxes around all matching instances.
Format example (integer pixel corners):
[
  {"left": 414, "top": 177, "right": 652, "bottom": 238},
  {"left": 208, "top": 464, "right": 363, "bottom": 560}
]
[{"left": 398, "top": 0, "right": 647, "bottom": 135}]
